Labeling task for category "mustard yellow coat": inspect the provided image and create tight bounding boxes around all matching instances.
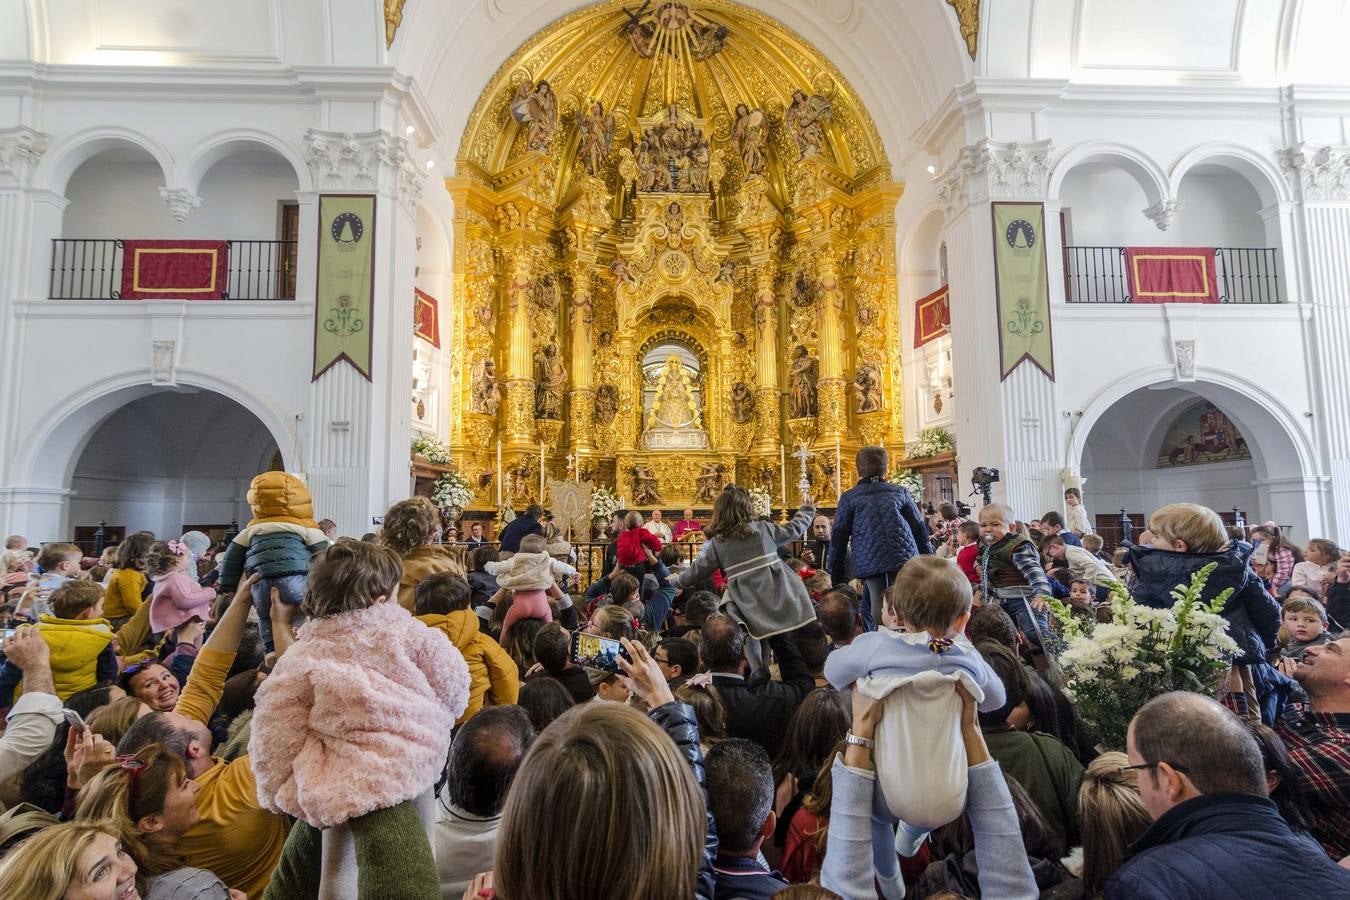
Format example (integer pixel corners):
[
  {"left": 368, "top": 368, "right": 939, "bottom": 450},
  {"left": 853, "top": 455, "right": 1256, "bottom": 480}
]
[
  {"left": 417, "top": 610, "right": 519, "bottom": 723},
  {"left": 104, "top": 567, "right": 147, "bottom": 620},
  {"left": 37, "top": 615, "right": 116, "bottom": 700}
]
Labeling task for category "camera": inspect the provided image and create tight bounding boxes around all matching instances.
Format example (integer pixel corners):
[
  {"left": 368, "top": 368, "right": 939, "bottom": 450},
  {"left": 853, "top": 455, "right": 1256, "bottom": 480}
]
[
  {"left": 371, "top": 516, "right": 384, "bottom": 525},
  {"left": 970, "top": 467, "right": 1001, "bottom": 487}
]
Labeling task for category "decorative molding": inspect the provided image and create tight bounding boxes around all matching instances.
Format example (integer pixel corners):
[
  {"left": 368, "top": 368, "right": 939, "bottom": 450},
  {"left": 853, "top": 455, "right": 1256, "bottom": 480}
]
[
  {"left": 944, "top": 0, "right": 979, "bottom": 59},
  {"left": 151, "top": 339, "right": 177, "bottom": 385},
  {"left": 1173, "top": 339, "right": 1196, "bottom": 382},
  {"left": 1279, "top": 142, "right": 1350, "bottom": 201},
  {"left": 303, "top": 129, "right": 425, "bottom": 210},
  {"left": 0, "top": 126, "right": 51, "bottom": 188},
  {"left": 981, "top": 140, "right": 1053, "bottom": 199},
  {"left": 1143, "top": 199, "right": 1181, "bottom": 231},
  {"left": 935, "top": 145, "right": 985, "bottom": 218},
  {"left": 158, "top": 187, "right": 202, "bottom": 223}
]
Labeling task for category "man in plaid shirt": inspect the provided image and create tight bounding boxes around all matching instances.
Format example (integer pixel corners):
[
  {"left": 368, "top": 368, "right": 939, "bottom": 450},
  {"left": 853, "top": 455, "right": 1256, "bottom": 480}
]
[{"left": 1276, "top": 635, "right": 1350, "bottom": 859}]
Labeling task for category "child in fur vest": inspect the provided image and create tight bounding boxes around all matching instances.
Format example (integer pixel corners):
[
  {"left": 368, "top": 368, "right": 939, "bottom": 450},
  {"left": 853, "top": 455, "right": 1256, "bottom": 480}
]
[
  {"left": 250, "top": 538, "right": 470, "bottom": 899},
  {"left": 487, "top": 533, "right": 578, "bottom": 644}
]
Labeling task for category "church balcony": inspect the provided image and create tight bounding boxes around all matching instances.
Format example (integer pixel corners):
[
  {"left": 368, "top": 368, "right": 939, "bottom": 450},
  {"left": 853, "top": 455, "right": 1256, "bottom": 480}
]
[
  {"left": 48, "top": 239, "right": 298, "bottom": 301},
  {"left": 1064, "top": 246, "right": 1281, "bottom": 305}
]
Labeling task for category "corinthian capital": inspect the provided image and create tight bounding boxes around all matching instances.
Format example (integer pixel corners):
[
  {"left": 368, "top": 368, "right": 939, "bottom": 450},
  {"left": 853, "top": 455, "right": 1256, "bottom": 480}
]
[
  {"left": 304, "top": 129, "right": 425, "bottom": 210},
  {"left": 0, "top": 127, "right": 51, "bottom": 188},
  {"left": 1280, "top": 142, "right": 1350, "bottom": 201}
]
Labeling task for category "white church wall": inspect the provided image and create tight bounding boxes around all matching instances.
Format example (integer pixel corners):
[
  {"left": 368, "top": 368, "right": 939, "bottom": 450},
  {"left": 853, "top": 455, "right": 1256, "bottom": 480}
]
[{"left": 1085, "top": 461, "right": 1260, "bottom": 527}]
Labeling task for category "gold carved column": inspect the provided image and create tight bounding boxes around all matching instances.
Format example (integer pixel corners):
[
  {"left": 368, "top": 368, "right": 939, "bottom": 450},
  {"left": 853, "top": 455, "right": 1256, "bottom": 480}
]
[
  {"left": 502, "top": 244, "right": 537, "bottom": 448},
  {"left": 816, "top": 249, "right": 848, "bottom": 443},
  {"left": 568, "top": 263, "right": 596, "bottom": 452}
]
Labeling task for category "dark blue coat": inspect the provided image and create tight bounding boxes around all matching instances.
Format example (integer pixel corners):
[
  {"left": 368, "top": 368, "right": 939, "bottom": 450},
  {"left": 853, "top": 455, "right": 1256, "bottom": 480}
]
[
  {"left": 1124, "top": 541, "right": 1279, "bottom": 665},
  {"left": 828, "top": 478, "right": 930, "bottom": 580},
  {"left": 1106, "top": 793, "right": 1350, "bottom": 899},
  {"left": 497, "top": 514, "right": 543, "bottom": 553}
]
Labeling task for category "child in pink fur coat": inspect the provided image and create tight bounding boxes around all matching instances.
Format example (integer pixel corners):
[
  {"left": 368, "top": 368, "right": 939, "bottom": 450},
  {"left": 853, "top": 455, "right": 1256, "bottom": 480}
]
[{"left": 250, "top": 538, "right": 470, "bottom": 899}]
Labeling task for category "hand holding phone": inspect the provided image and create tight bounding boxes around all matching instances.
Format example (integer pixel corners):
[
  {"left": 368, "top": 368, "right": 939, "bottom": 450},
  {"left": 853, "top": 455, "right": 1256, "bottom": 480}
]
[
  {"left": 570, "top": 631, "right": 630, "bottom": 674},
  {"left": 62, "top": 708, "right": 87, "bottom": 735}
]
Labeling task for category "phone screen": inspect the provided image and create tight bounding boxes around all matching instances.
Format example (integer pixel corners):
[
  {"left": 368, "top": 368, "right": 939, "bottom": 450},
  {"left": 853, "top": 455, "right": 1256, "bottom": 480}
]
[
  {"left": 1, "top": 628, "right": 14, "bottom": 642},
  {"left": 570, "top": 631, "right": 630, "bottom": 674}
]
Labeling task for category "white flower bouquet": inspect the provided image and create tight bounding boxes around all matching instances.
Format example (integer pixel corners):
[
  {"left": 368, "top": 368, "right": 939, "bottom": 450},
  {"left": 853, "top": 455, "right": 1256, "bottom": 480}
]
[
  {"left": 1047, "top": 563, "right": 1240, "bottom": 750},
  {"left": 887, "top": 467, "right": 924, "bottom": 499},
  {"left": 591, "top": 486, "right": 620, "bottom": 522},
  {"left": 747, "top": 486, "right": 773, "bottom": 519},
  {"left": 431, "top": 472, "right": 473, "bottom": 511},
  {"left": 907, "top": 427, "right": 954, "bottom": 459},
  {"left": 412, "top": 434, "right": 452, "bottom": 465}
]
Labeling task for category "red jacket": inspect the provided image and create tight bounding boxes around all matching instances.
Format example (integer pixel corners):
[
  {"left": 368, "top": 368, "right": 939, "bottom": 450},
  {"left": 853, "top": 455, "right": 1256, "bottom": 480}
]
[
  {"left": 956, "top": 543, "right": 980, "bottom": 585},
  {"left": 616, "top": 527, "right": 663, "bottom": 567}
]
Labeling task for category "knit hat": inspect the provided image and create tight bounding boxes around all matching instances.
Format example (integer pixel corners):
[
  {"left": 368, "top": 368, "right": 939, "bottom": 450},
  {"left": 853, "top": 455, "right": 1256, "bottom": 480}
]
[
  {"left": 179, "top": 531, "right": 210, "bottom": 560},
  {"left": 145, "top": 867, "right": 232, "bottom": 899}
]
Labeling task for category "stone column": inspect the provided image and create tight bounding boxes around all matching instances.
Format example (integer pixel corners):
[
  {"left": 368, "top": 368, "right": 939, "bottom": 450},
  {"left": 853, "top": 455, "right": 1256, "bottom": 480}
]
[{"left": 301, "top": 129, "right": 424, "bottom": 535}]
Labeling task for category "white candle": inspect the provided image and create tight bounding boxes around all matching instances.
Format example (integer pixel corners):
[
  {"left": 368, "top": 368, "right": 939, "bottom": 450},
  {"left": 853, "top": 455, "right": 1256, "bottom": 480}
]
[
  {"left": 780, "top": 445, "right": 787, "bottom": 507},
  {"left": 539, "top": 441, "right": 546, "bottom": 503},
  {"left": 835, "top": 439, "right": 842, "bottom": 498},
  {"left": 496, "top": 440, "right": 503, "bottom": 505}
]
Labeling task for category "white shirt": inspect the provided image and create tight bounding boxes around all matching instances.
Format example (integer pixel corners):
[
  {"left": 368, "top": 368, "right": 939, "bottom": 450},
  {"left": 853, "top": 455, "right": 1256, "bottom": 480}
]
[
  {"left": 644, "top": 520, "right": 673, "bottom": 543},
  {"left": 433, "top": 794, "right": 502, "bottom": 900},
  {"left": 1065, "top": 503, "right": 1092, "bottom": 535}
]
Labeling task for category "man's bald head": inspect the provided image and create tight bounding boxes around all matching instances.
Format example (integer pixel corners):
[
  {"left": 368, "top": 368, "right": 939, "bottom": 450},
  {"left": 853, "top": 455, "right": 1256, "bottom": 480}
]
[
  {"left": 1129, "top": 692, "right": 1265, "bottom": 799},
  {"left": 700, "top": 613, "right": 745, "bottom": 671},
  {"left": 816, "top": 589, "right": 860, "bottom": 645},
  {"left": 810, "top": 515, "right": 831, "bottom": 541}
]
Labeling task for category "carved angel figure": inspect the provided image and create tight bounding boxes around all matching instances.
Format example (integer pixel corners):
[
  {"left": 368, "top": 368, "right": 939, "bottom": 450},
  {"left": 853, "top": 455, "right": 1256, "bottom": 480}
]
[
  {"left": 689, "top": 20, "right": 729, "bottom": 60},
  {"left": 631, "top": 464, "right": 663, "bottom": 506},
  {"left": 787, "top": 89, "right": 831, "bottom": 159},
  {"left": 695, "top": 462, "right": 727, "bottom": 503},
  {"left": 622, "top": 19, "right": 656, "bottom": 57},
  {"left": 715, "top": 259, "right": 737, "bottom": 285},
  {"left": 579, "top": 100, "right": 615, "bottom": 177},
  {"left": 511, "top": 79, "right": 558, "bottom": 152},
  {"left": 852, "top": 363, "right": 883, "bottom": 414},
  {"left": 470, "top": 358, "right": 501, "bottom": 417},
  {"left": 610, "top": 258, "right": 635, "bottom": 286},
  {"left": 731, "top": 104, "right": 767, "bottom": 176},
  {"left": 730, "top": 381, "right": 755, "bottom": 425},
  {"left": 788, "top": 344, "right": 819, "bottom": 419},
  {"left": 594, "top": 384, "right": 620, "bottom": 425}
]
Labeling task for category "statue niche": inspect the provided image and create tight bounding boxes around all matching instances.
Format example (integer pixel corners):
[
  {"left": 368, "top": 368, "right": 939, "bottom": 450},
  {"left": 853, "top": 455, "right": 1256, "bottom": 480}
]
[{"left": 642, "top": 352, "right": 709, "bottom": 450}]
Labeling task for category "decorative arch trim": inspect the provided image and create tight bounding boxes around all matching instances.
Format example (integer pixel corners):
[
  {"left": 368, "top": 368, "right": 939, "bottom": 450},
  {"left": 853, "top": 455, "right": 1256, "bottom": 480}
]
[
  {"left": 1169, "top": 142, "right": 1290, "bottom": 207},
  {"left": 35, "top": 127, "right": 175, "bottom": 197},
  {"left": 1048, "top": 141, "right": 1168, "bottom": 207},
  {"left": 177, "top": 130, "right": 312, "bottom": 195}
]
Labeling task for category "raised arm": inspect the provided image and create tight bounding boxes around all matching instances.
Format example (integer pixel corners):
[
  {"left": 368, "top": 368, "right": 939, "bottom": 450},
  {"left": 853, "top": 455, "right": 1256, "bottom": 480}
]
[
  {"left": 769, "top": 503, "right": 815, "bottom": 547},
  {"left": 820, "top": 687, "right": 884, "bottom": 900},
  {"left": 174, "top": 574, "right": 256, "bottom": 725},
  {"left": 676, "top": 540, "right": 719, "bottom": 588}
]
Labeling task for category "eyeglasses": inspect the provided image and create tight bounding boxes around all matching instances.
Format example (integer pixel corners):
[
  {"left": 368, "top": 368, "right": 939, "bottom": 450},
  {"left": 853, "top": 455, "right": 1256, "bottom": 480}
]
[
  {"left": 116, "top": 755, "right": 146, "bottom": 814},
  {"left": 652, "top": 654, "right": 670, "bottom": 664}
]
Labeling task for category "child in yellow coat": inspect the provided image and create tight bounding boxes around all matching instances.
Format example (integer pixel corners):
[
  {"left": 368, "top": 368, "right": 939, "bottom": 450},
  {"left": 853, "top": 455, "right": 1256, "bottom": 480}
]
[
  {"left": 0, "top": 580, "right": 116, "bottom": 704},
  {"left": 415, "top": 571, "right": 519, "bottom": 723}
]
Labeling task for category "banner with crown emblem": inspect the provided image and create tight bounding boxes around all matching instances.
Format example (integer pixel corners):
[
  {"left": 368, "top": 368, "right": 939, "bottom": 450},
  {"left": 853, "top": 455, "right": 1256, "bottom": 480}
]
[
  {"left": 991, "top": 201, "right": 1054, "bottom": 381},
  {"left": 313, "top": 194, "right": 376, "bottom": 381}
]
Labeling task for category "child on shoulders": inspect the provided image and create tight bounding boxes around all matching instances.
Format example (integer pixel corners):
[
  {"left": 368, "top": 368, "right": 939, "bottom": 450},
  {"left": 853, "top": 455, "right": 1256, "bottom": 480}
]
[
  {"left": 16, "top": 542, "right": 84, "bottom": 620},
  {"left": 146, "top": 540, "right": 217, "bottom": 637},
  {"left": 1292, "top": 538, "right": 1339, "bottom": 591},
  {"left": 0, "top": 580, "right": 116, "bottom": 703},
  {"left": 488, "top": 533, "right": 577, "bottom": 644},
  {"left": 978, "top": 504, "right": 1055, "bottom": 649},
  {"left": 615, "top": 510, "right": 663, "bottom": 580},
  {"left": 824, "top": 556, "right": 1005, "bottom": 900}
]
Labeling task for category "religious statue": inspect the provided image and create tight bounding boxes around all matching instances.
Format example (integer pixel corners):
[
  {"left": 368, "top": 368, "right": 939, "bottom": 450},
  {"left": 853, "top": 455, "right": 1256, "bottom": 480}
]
[
  {"left": 787, "top": 89, "right": 832, "bottom": 159},
  {"left": 632, "top": 464, "right": 663, "bottom": 505},
  {"left": 792, "top": 270, "right": 817, "bottom": 307},
  {"left": 511, "top": 79, "right": 557, "bottom": 152},
  {"left": 511, "top": 458, "right": 536, "bottom": 506},
  {"left": 730, "top": 381, "right": 755, "bottom": 425},
  {"left": 788, "top": 345, "right": 819, "bottom": 419},
  {"left": 715, "top": 259, "right": 737, "bottom": 285},
  {"left": 470, "top": 358, "right": 501, "bottom": 416},
  {"left": 689, "top": 19, "right": 729, "bottom": 60},
  {"left": 730, "top": 104, "right": 767, "bottom": 176},
  {"left": 533, "top": 341, "right": 566, "bottom": 419},
  {"left": 578, "top": 100, "right": 615, "bottom": 177},
  {"left": 646, "top": 356, "right": 703, "bottom": 431},
  {"left": 852, "top": 363, "right": 883, "bottom": 414},
  {"left": 622, "top": 16, "right": 655, "bottom": 57},
  {"left": 635, "top": 105, "right": 711, "bottom": 194},
  {"left": 594, "top": 383, "right": 619, "bottom": 425},
  {"left": 695, "top": 462, "right": 727, "bottom": 503}
]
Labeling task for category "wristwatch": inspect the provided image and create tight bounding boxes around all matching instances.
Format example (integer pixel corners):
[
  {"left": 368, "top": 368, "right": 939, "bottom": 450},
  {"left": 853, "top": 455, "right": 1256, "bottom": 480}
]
[{"left": 844, "top": 732, "right": 875, "bottom": 750}]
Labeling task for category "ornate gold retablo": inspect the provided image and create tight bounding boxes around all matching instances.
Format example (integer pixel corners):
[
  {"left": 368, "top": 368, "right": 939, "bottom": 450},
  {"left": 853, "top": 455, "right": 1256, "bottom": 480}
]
[{"left": 444, "top": 0, "right": 906, "bottom": 508}]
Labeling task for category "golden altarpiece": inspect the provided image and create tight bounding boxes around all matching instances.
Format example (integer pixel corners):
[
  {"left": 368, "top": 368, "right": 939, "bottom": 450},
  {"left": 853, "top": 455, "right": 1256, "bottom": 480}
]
[{"left": 445, "top": 0, "right": 904, "bottom": 511}]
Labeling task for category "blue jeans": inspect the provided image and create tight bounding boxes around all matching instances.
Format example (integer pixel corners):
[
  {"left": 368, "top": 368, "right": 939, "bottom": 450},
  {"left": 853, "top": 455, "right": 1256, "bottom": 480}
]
[
  {"left": 861, "top": 574, "right": 893, "bottom": 632},
  {"left": 252, "top": 574, "right": 306, "bottom": 652},
  {"left": 996, "top": 587, "right": 1052, "bottom": 649}
]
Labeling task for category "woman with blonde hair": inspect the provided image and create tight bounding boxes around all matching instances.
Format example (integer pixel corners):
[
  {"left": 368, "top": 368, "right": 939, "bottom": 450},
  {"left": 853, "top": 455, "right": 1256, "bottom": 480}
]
[
  {"left": 471, "top": 636, "right": 715, "bottom": 900},
  {"left": 1077, "top": 751, "right": 1150, "bottom": 896},
  {"left": 380, "top": 496, "right": 465, "bottom": 611},
  {"left": 0, "top": 821, "right": 139, "bottom": 900},
  {"left": 85, "top": 696, "right": 151, "bottom": 747}
]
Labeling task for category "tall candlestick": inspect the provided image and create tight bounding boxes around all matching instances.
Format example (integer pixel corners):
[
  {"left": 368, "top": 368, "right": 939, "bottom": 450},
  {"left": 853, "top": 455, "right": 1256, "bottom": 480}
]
[
  {"left": 835, "top": 439, "right": 842, "bottom": 499},
  {"left": 539, "top": 441, "right": 546, "bottom": 505},
  {"left": 496, "top": 440, "right": 503, "bottom": 505},
  {"left": 780, "top": 444, "right": 787, "bottom": 507}
]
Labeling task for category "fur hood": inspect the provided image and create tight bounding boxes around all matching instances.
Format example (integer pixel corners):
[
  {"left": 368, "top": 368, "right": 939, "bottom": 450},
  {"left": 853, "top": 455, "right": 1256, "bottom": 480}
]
[{"left": 249, "top": 602, "right": 470, "bottom": 828}]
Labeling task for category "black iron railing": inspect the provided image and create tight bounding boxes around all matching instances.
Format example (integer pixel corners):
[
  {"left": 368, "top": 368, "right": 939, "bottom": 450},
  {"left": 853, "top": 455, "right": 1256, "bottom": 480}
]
[
  {"left": 1064, "top": 246, "right": 1281, "bottom": 304},
  {"left": 49, "top": 239, "right": 298, "bottom": 300}
]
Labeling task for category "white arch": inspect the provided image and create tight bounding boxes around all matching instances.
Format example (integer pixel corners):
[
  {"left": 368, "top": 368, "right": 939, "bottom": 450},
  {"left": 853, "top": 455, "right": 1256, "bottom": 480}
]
[
  {"left": 13, "top": 369, "right": 298, "bottom": 494},
  {"left": 34, "top": 126, "right": 175, "bottom": 197},
  {"left": 177, "top": 129, "right": 313, "bottom": 196},
  {"left": 1070, "top": 365, "right": 1317, "bottom": 481},
  {"left": 901, "top": 204, "right": 946, "bottom": 273},
  {"left": 1048, "top": 141, "right": 1169, "bottom": 208},
  {"left": 1169, "top": 143, "right": 1290, "bottom": 208}
]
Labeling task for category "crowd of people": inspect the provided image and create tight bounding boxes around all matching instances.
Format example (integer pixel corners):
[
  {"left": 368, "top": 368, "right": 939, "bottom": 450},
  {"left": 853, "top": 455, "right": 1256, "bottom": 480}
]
[{"left": 0, "top": 447, "right": 1345, "bottom": 899}]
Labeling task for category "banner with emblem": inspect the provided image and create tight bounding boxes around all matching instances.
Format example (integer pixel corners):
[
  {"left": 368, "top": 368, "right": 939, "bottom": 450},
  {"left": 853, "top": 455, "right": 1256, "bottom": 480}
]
[
  {"left": 991, "top": 202, "right": 1054, "bottom": 381},
  {"left": 313, "top": 194, "right": 376, "bottom": 381},
  {"left": 413, "top": 287, "right": 440, "bottom": 347},
  {"left": 913, "top": 284, "right": 950, "bottom": 348}
]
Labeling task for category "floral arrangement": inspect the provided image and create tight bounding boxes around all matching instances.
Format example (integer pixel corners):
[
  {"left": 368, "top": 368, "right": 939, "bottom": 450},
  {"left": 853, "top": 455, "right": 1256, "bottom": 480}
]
[
  {"left": 747, "top": 486, "right": 773, "bottom": 519},
  {"left": 1047, "top": 564, "right": 1240, "bottom": 750},
  {"left": 907, "top": 427, "right": 954, "bottom": 459},
  {"left": 411, "top": 434, "right": 452, "bottom": 465},
  {"left": 591, "top": 486, "right": 620, "bottom": 522},
  {"left": 431, "top": 472, "right": 473, "bottom": 512},
  {"left": 887, "top": 468, "right": 924, "bottom": 498}
]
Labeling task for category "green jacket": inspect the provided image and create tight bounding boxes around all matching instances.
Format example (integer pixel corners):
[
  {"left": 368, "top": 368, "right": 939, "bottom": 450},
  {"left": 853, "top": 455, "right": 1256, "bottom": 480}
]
[{"left": 982, "top": 725, "right": 1084, "bottom": 854}]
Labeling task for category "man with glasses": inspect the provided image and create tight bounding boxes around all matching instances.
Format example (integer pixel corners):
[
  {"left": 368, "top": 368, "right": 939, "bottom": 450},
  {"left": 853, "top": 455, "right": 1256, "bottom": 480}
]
[{"left": 1106, "top": 691, "right": 1350, "bottom": 898}]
